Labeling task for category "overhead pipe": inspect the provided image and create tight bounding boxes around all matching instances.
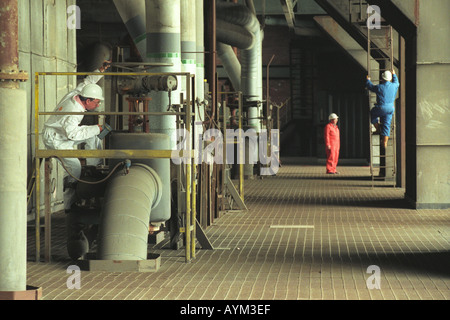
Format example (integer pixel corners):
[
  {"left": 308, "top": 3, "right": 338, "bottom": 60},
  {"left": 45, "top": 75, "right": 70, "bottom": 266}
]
[
  {"left": 216, "top": 1, "right": 263, "bottom": 133},
  {"left": 0, "top": 0, "right": 28, "bottom": 292},
  {"left": 113, "top": 0, "right": 147, "bottom": 59}
]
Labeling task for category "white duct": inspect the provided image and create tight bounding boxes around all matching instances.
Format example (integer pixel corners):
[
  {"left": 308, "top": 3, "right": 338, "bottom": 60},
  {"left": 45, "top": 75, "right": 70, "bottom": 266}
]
[
  {"left": 97, "top": 164, "right": 162, "bottom": 260},
  {"left": 113, "top": 0, "right": 147, "bottom": 59},
  {"left": 145, "top": 0, "right": 182, "bottom": 149},
  {"left": 181, "top": 0, "right": 197, "bottom": 89},
  {"left": 217, "top": 42, "right": 241, "bottom": 92},
  {"left": 216, "top": 1, "right": 263, "bottom": 132}
]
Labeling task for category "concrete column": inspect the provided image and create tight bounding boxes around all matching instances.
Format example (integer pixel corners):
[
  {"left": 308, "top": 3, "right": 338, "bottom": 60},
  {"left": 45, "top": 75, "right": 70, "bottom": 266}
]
[{"left": 413, "top": 0, "right": 450, "bottom": 208}]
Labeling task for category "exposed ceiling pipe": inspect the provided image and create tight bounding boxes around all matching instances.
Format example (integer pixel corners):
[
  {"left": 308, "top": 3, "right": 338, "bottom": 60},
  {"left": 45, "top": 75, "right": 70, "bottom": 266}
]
[
  {"left": 217, "top": 42, "right": 241, "bottom": 92},
  {"left": 0, "top": 0, "right": 28, "bottom": 293},
  {"left": 216, "top": 1, "right": 263, "bottom": 132},
  {"left": 113, "top": 0, "right": 147, "bottom": 59},
  {"left": 216, "top": 20, "right": 255, "bottom": 50}
]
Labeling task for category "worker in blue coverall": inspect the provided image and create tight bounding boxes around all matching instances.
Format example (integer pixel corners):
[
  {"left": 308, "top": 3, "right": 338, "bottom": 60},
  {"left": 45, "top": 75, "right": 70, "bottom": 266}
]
[{"left": 366, "top": 69, "right": 399, "bottom": 149}]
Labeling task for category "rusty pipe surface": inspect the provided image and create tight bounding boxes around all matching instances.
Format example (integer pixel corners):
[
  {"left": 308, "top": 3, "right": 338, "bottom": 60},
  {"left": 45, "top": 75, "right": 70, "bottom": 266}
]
[{"left": 0, "top": 0, "right": 28, "bottom": 88}]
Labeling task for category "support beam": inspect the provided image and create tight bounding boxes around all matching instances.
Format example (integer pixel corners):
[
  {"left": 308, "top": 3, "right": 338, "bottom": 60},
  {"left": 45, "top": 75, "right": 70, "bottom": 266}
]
[
  {"left": 313, "top": 15, "right": 376, "bottom": 72},
  {"left": 314, "top": 0, "right": 398, "bottom": 66},
  {"left": 280, "top": 0, "right": 297, "bottom": 29}
]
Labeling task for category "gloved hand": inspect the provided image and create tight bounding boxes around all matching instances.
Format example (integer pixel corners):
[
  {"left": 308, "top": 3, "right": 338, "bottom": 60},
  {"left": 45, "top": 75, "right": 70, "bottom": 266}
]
[{"left": 97, "top": 123, "right": 112, "bottom": 140}]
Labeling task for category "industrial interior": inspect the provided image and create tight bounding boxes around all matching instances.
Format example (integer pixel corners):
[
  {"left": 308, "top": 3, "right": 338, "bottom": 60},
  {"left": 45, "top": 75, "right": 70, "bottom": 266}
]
[{"left": 0, "top": 0, "right": 448, "bottom": 301}]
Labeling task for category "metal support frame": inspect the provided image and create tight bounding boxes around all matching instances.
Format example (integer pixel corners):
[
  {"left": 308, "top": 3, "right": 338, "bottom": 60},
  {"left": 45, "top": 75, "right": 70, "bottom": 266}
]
[
  {"left": 218, "top": 91, "right": 247, "bottom": 212},
  {"left": 34, "top": 71, "right": 197, "bottom": 263}
]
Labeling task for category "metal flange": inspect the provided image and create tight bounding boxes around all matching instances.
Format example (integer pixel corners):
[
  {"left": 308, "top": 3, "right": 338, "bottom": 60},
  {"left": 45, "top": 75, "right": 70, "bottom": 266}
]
[{"left": 0, "top": 70, "right": 29, "bottom": 82}]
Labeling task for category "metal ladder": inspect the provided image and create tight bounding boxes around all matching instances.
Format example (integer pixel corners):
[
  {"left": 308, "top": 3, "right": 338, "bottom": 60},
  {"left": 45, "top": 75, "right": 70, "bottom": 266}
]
[{"left": 366, "top": 23, "right": 396, "bottom": 187}]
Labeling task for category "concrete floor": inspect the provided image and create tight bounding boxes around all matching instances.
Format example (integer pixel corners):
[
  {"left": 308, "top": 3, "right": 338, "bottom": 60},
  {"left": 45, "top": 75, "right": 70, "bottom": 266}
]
[{"left": 26, "top": 158, "right": 450, "bottom": 302}]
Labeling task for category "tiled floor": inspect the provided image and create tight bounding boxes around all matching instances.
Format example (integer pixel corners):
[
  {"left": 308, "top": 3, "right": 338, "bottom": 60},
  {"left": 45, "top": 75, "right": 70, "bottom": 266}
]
[{"left": 26, "top": 158, "right": 450, "bottom": 301}]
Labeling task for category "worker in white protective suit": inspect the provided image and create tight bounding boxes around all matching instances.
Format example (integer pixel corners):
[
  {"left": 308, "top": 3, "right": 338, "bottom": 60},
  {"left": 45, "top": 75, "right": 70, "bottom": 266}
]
[{"left": 43, "top": 72, "right": 107, "bottom": 212}]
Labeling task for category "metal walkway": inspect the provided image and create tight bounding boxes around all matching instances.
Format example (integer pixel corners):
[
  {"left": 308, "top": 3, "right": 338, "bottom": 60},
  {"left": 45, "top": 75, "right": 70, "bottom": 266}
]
[{"left": 26, "top": 158, "right": 450, "bottom": 301}]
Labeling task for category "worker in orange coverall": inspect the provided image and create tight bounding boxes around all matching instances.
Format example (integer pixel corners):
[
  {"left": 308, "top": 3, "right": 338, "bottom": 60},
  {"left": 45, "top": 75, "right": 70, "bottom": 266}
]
[{"left": 324, "top": 113, "right": 340, "bottom": 174}]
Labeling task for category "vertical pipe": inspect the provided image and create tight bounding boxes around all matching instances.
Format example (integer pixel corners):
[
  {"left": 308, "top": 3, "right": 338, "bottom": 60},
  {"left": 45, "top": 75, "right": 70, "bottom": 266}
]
[
  {"left": 204, "top": 0, "right": 216, "bottom": 127},
  {"left": 195, "top": 0, "right": 205, "bottom": 151},
  {"left": 0, "top": 0, "right": 27, "bottom": 292},
  {"left": 181, "top": 0, "right": 196, "bottom": 95},
  {"left": 44, "top": 160, "right": 51, "bottom": 262},
  {"left": 238, "top": 92, "right": 244, "bottom": 200},
  {"left": 185, "top": 81, "right": 191, "bottom": 262},
  {"left": 34, "top": 74, "right": 41, "bottom": 263},
  {"left": 145, "top": 0, "right": 181, "bottom": 148}
]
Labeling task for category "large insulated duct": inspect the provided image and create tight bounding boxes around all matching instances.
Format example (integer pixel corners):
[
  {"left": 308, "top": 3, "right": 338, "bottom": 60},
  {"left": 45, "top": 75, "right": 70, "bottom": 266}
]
[
  {"left": 145, "top": 0, "right": 181, "bottom": 149},
  {"left": 97, "top": 164, "right": 162, "bottom": 260},
  {"left": 0, "top": 0, "right": 27, "bottom": 292},
  {"left": 113, "top": 0, "right": 147, "bottom": 59},
  {"left": 98, "top": 133, "right": 171, "bottom": 260},
  {"left": 108, "top": 133, "right": 171, "bottom": 223},
  {"left": 217, "top": 42, "right": 241, "bottom": 94},
  {"left": 216, "top": 1, "right": 263, "bottom": 132}
]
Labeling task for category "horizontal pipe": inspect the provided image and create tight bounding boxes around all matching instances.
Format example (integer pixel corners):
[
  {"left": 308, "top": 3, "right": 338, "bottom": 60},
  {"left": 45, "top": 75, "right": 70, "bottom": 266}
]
[{"left": 36, "top": 149, "right": 195, "bottom": 159}]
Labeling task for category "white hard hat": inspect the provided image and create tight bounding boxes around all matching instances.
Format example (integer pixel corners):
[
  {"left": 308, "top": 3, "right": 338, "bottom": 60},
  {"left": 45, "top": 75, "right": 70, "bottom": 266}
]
[
  {"left": 382, "top": 70, "right": 392, "bottom": 81},
  {"left": 80, "top": 83, "right": 104, "bottom": 101},
  {"left": 329, "top": 113, "right": 338, "bottom": 120}
]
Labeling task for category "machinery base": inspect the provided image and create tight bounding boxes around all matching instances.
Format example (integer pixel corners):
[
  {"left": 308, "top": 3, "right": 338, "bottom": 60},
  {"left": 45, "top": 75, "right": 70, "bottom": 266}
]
[{"left": 76, "top": 253, "right": 161, "bottom": 272}]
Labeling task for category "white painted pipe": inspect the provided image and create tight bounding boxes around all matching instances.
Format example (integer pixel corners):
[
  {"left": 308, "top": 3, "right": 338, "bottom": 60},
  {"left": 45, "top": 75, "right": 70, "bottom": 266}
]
[
  {"left": 216, "top": 1, "right": 263, "bottom": 133},
  {"left": 0, "top": 88, "right": 27, "bottom": 291},
  {"left": 145, "top": 0, "right": 181, "bottom": 149},
  {"left": 113, "top": 0, "right": 147, "bottom": 58}
]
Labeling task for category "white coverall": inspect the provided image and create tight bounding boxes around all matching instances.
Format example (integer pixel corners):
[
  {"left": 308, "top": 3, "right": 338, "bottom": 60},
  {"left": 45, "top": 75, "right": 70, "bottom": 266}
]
[{"left": 43, "top": 72, "right": 104, "bottom": 210}]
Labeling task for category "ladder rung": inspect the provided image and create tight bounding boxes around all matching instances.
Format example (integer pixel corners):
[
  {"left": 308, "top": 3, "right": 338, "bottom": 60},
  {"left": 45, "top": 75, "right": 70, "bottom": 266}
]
[{"left": 363, "top": 25, "right": 392, "bottom": 29}]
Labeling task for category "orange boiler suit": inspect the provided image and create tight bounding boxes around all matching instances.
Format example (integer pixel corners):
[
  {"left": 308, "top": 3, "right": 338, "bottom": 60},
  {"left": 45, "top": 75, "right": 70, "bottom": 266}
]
[{"left": 324, "top": 122, "right": 340, "bottom": 174}]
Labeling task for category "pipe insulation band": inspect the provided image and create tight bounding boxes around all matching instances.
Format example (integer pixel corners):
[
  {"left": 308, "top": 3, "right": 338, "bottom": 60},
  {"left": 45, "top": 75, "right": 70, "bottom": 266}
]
[
  {"left": 0, "top": 88, "right": 27, "bottom": 291},
  {"left": 97, "top": 164, "right": 162, "bottom": 260}
]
